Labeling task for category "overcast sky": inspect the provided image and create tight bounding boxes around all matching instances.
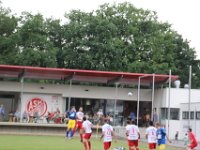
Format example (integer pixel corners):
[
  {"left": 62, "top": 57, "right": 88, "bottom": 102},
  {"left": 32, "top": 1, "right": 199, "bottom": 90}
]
[{"left": 2, "top": 0, "right": 200, "bottom": 59}]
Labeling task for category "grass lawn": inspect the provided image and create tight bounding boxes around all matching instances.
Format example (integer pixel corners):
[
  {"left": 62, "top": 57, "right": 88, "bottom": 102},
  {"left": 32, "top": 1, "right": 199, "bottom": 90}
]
[{"left": 0, "top": 135, "right": 184, "bottom": 150}]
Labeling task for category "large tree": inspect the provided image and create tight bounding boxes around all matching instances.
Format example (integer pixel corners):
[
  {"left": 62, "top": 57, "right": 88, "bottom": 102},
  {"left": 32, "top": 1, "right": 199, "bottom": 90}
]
[
  {"left": 61, "top": 3, "right": 200, "bottom": 87},
  {"left": 0, "top": 2, "right": 18, "bottom": 64},
  {"left": 16, "top": 12, "right": 57, "bottom": 67},
  {"left": 0, "top": 2, "right": 199, "bottom": 87}
]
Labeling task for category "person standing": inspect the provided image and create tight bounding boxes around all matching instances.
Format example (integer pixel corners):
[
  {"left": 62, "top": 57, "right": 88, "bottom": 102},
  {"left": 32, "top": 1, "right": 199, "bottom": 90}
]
[
  {"left": 188, "top": 128, "right": 198, "bottom": 150},
  {"left": 145, "top": 121, "right": 157, "bottom": 150},
  {"left": 100, "top": 119, "right": 116, "bottom": 150},
  {"left": 174, "top": 131, "right": 179, "bottom": 143},
  {"left": 130, "top": 111, "right": 136, "bottom": 122},
  {"left": 82, "top": 116, "right": 93, "bottom": 150},
  {"left": 155, "top": 123, "right": 171, "bottom": 150},
  {"left": 126, "top": 120, "right": 140, "bottom": 150},
  {"left": 183, "top": 133, "right": 189, "bottom": 147},
  {"left": 153, "top": 108, "right": 158, "bottom": 124},
  {"left": 75, "top": 107, "right": 84, "bottom": 142},
  {"left": 0, "top": 104, "right": 5, "bottom": 122},
  {"left": 66, "top": 106, "right": 76, "bottom": 139}
]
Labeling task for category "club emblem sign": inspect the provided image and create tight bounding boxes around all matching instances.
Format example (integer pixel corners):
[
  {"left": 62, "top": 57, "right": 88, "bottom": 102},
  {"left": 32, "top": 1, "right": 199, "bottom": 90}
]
[{"left": 27, "top": 97, "right": 47, "bottom": 117}]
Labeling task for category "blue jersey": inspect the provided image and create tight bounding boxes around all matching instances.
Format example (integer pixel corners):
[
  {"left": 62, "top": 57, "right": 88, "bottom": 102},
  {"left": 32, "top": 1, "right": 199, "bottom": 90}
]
[
  {"left": 156, "top": 128, "right": 166, "bottom": 145},
  {"left": 67, "top": 111, "right": 76, "bottom": 120}
]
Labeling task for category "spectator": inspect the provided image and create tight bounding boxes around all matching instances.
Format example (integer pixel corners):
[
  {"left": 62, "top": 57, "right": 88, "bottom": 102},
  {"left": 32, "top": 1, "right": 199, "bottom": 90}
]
[
  {"left": 54, "top": 110, "right": 61, "bottom": 124},
  {"left": 175, "top": 131, "right": 179, "bottom": 143},
  {"left": 130, "top": 111, "right": 135, "bottom": 121},
  {"left": 109, "top": 115, "right": 113, "bottom": 125},
  {"left": 183, "top": 133, "right": 188, "bottom": 147},
  {"left": 13, "top": 109, "right": 20, "bottom": 122},
  {"left": 97, "top": 109, "right": 103, "bottom": 125},
  {"left": 0, "top": 104, "right": 5, "bottom": 122},
  {"left": 92, "top": 113, "right": 98, "bottom": 125},
  {"left": 33, "top": 110, "right": 39, "bottom": 123},
  {"left": 22, "top": 110, "right": 29, "bottom": 123},
  {"left": 153, "top": 108, "right": 158, "bottom": 123}
]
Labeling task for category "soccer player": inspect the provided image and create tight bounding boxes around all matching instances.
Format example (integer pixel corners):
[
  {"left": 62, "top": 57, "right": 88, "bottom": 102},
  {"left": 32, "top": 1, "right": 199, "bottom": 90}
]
[
  {"left": 66, "top": 106, "right": 76, "bottom": 139},
  {"left": 74, "top": 107, "right": 84, "bottom": 142},
  {"left": 100, "top": 119, "right": 116, "bottom": 150},
  {"left": 82, "top": 116, "right": 93, "bottom": 150},
  {"left": 188, "top": 128, "right": 198, "bottom": 150},
  {"left": 155, "top": 123, "right": 171, "bottom": 150},
  {"left": 126, "top": 120, "right": 140, "bottom": 150},
  {"left": 145, "top": 121, "right": 157, "bottom": 150}
]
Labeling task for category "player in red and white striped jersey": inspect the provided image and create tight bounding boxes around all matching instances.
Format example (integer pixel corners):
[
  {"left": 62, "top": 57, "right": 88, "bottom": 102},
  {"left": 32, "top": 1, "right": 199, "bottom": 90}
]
[
  {"left": 100, "top": 119, "right": 116, "bottom": 150},
  {"left": 145, "top": 121, "right": 157, "bottom": 150},
  {"left": 126, "top": 120, "right": 140, "bottom": 150},
  {"left": 82, "top": 116, "right": 93, "bottom": 150},
  {"left": 74, "top": 107, "right": 84, "bottom": 142}
]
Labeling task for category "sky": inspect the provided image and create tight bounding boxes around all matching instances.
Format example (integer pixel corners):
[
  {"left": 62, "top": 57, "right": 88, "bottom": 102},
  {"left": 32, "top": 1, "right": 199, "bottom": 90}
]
[{"left": 1, "top": 0, "right": 200, "bottom": 59}]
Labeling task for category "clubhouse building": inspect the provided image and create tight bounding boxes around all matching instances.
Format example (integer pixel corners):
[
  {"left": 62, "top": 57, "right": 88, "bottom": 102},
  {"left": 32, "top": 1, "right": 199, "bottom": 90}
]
[{"left": 0, "top": 65, "right": 200, "bottom": 140}]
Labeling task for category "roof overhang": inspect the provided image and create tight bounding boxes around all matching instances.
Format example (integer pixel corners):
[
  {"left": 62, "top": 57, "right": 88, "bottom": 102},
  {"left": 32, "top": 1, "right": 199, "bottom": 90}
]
[{"left": 0, "top": 65, "right": 178, "bottom": 86}]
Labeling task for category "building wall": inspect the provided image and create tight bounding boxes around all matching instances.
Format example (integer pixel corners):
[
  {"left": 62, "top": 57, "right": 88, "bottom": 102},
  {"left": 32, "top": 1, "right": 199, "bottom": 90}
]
[
  {"left": 1, "top": 81, "right": 200, "bottom": 140},
  {"left": 0, "top": 81, "right": 153, "bottom": 101},
  {"left": 158, "top": 88, "right": 200, "bottom": 140},
  {"left": 181, "top": 103, "right": 200, "bottom": 141}
]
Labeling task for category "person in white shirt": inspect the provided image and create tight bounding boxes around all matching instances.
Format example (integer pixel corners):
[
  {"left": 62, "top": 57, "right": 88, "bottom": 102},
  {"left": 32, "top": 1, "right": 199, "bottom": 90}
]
[
  {"left": 100, "top": 119, "right": 116, "bottom": 150},
  {"left": 74, "top": 107, "right": 84, "bottom": 142},
  {"left": 145, "top": 121, "right": 157, "bottom": 150},
  {"left": 82, "top": 116, "right": 93, "bottom": 150},
  {"left": 125, "top": 120, "right": 140, "bottom": 150}
]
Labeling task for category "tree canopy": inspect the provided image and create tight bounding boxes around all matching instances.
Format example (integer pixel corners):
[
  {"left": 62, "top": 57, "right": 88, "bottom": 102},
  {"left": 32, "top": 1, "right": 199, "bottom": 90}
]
[{"left": 0, "top": 2, "right": 200, "bottom": 87}]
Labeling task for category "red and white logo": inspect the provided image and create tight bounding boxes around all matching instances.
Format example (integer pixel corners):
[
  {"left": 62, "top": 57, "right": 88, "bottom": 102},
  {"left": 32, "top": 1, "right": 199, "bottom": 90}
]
[{"left": 27, "top": 97, "right": 47, "bottom": 117}]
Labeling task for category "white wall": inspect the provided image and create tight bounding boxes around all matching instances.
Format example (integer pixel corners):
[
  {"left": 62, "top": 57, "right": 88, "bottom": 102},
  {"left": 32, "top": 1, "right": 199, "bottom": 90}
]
[
  {"left": 158, "top": 88, "right": 200, "bottom": 140},
  {"left": 181, "top": 103, "right": 200, "bottom": 141},
  {"left": 0, "top": 81, "right": 153, "bottom": 101},
  {"left": 21, "top": 93, "right": 63, "bottom": 117}
]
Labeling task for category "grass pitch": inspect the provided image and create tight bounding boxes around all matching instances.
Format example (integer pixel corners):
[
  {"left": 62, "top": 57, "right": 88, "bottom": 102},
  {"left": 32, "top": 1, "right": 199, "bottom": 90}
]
[{"left": 0, "top": 135, "right": 184, "bottom": 150}]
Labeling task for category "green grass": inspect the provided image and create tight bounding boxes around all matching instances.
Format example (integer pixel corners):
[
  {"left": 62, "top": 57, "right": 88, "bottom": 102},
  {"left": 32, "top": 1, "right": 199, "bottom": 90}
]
[{"left": 0, "top": 135, "right": 184, "bottom": 150}]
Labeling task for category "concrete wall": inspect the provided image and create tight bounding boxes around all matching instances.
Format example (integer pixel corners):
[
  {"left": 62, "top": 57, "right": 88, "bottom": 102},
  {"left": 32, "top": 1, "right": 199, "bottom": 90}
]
[
  {"left": 0, "top": 81, "right": 152, "bottom": 101},
  {"left": 158, "top": 88, "right": 200, "bottom": 140},
  {"left": 181, "top": 103, "right": 200, "bottom": 141}
]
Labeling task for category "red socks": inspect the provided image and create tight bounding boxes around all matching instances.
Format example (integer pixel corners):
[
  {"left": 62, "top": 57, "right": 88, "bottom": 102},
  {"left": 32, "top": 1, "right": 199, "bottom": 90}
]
[
  {"left": 83, "top": 142, "right": 87, "bottom": 150},
  {"left": 80, "top": 133, "right": 83, "bottom": 141},
  {"left": 88, "top": 141, "right": 91, "bottom": 150}
]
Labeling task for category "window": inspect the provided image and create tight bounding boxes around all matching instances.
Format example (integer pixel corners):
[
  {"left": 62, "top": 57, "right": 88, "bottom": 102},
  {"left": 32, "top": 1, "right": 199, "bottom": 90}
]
[
  {"left": 190, "top": 112, "right": 194, "bottom": 120},
  {"left": 160, "top": 108, "right": 180, "bottom": 120},
  {"left": 182, "top": 111, "right": 194, "bottom": 120},
  {"left": 182, "top": 111, "right": 189, "bottom": 119},
  {"left": 161, "top": 108, "right": 168, "bottom": 120},
  {"left": 170, "top": 108, "right": 180, "bottom": 120},
  {"left": 196, "top": 112, "right": 200, "bottom": 120}
]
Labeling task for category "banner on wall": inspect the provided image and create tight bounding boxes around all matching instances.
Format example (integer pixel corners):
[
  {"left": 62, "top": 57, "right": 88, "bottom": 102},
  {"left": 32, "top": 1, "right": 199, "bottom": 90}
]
[
  {"left": 27, "top": 97, "right": 47, "bottom": 117},
  {"left": 22, "top": 94, "right": 63, "bottom": 117}
]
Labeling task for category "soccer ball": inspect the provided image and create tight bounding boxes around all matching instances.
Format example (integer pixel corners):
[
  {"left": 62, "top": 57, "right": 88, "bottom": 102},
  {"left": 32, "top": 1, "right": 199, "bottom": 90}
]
[{"left": 128, "top": 92, "right": 133, "bottom": 96}]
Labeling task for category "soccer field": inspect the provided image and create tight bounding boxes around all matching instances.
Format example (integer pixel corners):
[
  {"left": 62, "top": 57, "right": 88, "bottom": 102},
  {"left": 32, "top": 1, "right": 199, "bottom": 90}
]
[{"left": 0, "top": 135, "right": 184, "bottom": 150}]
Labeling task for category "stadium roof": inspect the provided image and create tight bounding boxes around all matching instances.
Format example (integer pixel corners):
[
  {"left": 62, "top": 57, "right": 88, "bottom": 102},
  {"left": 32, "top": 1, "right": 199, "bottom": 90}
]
[{"left": 0, "top": 65, "right": 178, "bottom": 85}]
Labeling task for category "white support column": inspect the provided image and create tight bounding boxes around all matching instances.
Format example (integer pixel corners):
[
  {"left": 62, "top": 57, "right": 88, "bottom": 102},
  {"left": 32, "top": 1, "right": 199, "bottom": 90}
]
[
  {"left": 114, "top": 83, "right": 119, "bottom": 126},
  {"left": 188, "top": 66, "right": 192, "bottom": 127},
  {"left": 151, "top": 74, "right": 155, "bottom": 121},
  {"left": 20, "top": 77, "right": 24, "bottom": 122},
  {"left": 67, "top": 80, "right": 72, "bottom": 111},
  {"left": 167, "top": 70, "right": 171, "bottom": 136},
  {"left": 137, "top": 77, "right": 141, "bottom": 126}
]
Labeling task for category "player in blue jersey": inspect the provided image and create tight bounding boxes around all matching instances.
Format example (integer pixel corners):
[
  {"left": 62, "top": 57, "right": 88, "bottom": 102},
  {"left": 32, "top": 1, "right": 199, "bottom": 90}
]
[
  {"left": 155, "top": 123, "right": 171, "bottom": 150},
  {"left": 66, "top": 106, "right": 76, "bottom": 139}
]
